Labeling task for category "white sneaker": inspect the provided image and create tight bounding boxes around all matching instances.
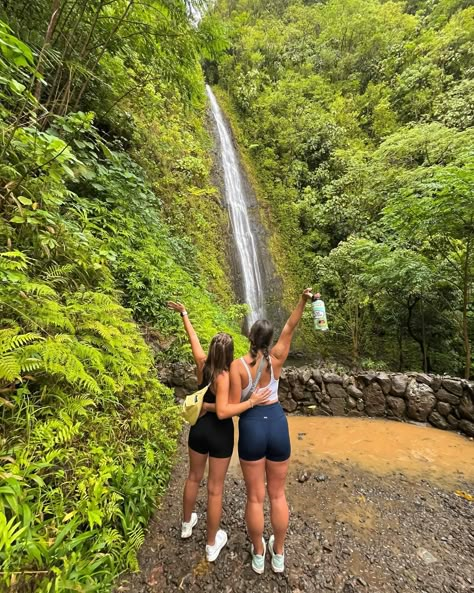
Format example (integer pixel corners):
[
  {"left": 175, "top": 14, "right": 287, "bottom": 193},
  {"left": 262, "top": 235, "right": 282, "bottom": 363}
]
[
  {"left": 181, "top": 512, "right": 198, "bottom": 539},
  {"left": 206, "top": 529, "right": 228, "bottom": 562},
  {"left": 251, "top": 537, "right": 266, "bottom": 574},
  {"left": 268, "top": 535, "right": 285, "bottom": 573}
]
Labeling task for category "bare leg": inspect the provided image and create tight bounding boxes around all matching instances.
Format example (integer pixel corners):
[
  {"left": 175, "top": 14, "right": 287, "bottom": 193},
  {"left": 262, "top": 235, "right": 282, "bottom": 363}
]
[
  {"left": 206, "top": 456, "right": 231, "bottom": 545},
  {"left": 266, "top": 458, "right": 290, "bottom": 554},
  {"left": 183, "top": 448, "right": 207, "bottom": 522},
  {"left": 240, "top": 458, "right": 266, "bottom": 554}
]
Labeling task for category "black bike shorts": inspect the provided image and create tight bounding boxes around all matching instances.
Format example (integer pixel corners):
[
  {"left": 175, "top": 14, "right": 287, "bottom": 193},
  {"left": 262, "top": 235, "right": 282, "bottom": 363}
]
[{"left": 188, "top": 412, "right": 234, "bottom": 458}]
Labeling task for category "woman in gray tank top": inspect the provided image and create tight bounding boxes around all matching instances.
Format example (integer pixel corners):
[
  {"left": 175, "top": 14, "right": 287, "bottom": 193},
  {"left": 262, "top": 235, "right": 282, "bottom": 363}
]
[{"left": 229, "top": 288, "right": 312, "bottom": 574}]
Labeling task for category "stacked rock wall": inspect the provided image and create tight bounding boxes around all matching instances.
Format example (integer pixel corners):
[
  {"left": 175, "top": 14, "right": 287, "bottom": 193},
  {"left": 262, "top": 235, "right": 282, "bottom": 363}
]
[
  {"left": 279, "top": 368, "right": 474, "bottom": 438},
  {"left": 159, "top": 363, "right": 474, "bottom": 438}
]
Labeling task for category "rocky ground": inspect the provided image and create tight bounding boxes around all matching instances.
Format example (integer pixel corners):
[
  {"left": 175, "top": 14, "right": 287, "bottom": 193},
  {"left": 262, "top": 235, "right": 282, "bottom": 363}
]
[{"left": 116, "top": 431, "right": 474, "bottom": 593}]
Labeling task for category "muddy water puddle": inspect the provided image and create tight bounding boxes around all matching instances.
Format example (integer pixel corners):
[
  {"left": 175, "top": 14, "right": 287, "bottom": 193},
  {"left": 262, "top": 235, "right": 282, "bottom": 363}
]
[{"left": 230, "top": 416, "right": 474, "bottom": 485}]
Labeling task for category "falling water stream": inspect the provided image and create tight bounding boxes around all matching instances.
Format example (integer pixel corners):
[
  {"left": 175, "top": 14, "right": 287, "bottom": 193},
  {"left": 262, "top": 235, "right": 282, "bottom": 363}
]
[{"left": 206, "top": 85, "right": 266, "bottom": 325}]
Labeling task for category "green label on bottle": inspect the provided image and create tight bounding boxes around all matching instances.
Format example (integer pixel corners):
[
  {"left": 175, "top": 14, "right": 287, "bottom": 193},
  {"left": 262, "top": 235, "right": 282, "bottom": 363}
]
[{"left": 312, "top": 300, "right": 328, "bottom": 331}]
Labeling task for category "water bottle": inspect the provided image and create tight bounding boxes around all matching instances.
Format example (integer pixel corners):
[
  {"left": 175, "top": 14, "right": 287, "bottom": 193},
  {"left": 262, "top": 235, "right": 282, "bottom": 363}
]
[{"left": 312, "top": 293, "right": 328, "bottom": 331}]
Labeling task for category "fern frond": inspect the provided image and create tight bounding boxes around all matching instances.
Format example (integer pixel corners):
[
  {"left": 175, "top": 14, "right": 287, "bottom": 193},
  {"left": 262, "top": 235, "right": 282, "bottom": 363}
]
[
  {"left": 28, "top": 338, "right": 101, "bottom": 394},
  {"left": 0, "top": 329, "right": 43, "bottom": 382},
  {"left": 42, "top": 263, "right": 76, "bottom": 285},
  {"left": 0, "top": 354, "right": 21, "bottom": 382},
  {"left": 125, "top": 524, "right": 145, "bottom": 553},
  {"left": 31, "top": 415, "right": 81, "bottom": 448},
  {"left": 100, "top": 374, "right": 119, "bottom": 393},
  {"left": 21, "top": 282, "right": 57, "bottom": 299},
  {"left": 72, "top": 342, "right": 105, "bottom": 371},
  {"left": 17, "top": 354, "right": 42, "bottom": 373},
  {"left": 64, "top": 396, "right": 96, "bottom": 417},
  {"left": 0, "top": 329, "right": 42, "bottom": 353},
  {"left": 101, "top": 527, "right": 125, "bottom": 552},
  {"left": 50, "top": 334, "right": 74, "bottom": 344},
  {"left": 80, "top": 292, "right": 116, "bottom": 308},
  {"left": 0, "top": 251, "right": 27, "bottom": 272},
  {"left": 80, "top": 322, "right": 119, "bottom": 346},
  {"left": 0, "top": 251, "right": 27, "bottom": 261}
]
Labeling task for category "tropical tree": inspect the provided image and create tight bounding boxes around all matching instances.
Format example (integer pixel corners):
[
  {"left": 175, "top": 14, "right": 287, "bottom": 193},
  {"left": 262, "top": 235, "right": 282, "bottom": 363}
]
[{"left": 384, "top": 159, "right": 474, "bottom": 377}]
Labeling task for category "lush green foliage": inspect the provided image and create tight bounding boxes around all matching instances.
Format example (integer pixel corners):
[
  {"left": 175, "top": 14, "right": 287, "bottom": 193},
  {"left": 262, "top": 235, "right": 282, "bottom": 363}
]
[
  {"left": 0, "top": 253, "right": 180, "bottom": 590},
  {"left": 213, "top": 0, "right": 474, "bottom": 376},
  {"left": 0, "top": 5, "right": 244, "bottom": 591},
  {"left": 2, "top": 0, "right": 472, "bottom": 588}
]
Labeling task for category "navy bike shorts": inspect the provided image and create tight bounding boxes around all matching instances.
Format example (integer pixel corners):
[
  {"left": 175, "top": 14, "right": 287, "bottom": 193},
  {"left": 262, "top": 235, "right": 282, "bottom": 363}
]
[{"left": 238, "top": 402, "right": 291, "bottom": 462}]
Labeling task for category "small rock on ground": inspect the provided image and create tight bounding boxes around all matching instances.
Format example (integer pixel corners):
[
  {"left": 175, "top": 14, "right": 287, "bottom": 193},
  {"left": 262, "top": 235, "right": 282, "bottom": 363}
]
[{"left": 116, "top": 431, "right": 474, "bottom": 593}]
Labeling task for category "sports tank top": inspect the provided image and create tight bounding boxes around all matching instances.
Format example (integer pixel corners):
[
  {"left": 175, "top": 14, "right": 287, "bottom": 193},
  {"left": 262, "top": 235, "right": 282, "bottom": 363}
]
[
  {"left": 198, "top": 381, "right": 216, "bottom": 405},
  {"left": 240, "top": 356, "right": 279, "bottom": 403}
]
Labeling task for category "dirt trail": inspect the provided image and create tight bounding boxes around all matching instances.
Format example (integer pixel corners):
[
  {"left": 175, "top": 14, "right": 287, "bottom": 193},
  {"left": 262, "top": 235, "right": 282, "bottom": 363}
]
[{"left": 116, "top": 418, "right": 474, "bottom": 593}]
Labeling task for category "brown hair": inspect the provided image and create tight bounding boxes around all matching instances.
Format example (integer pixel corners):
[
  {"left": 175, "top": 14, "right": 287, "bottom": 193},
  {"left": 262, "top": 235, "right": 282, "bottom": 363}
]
[
  {"left": 202, "top": 332, "right": 234, "bottom": 385},
  {"left": 248, "top": 319, "right": 274, "bottom": 369}
]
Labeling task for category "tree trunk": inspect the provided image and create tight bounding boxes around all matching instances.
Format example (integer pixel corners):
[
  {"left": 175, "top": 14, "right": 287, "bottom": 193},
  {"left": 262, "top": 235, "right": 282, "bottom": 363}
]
[
  {"left": 398, "top": 325, "right": 404, "bottom": 372},
  {"left": 76, "top": 0, "right": 105, "bottom": 64},
  {"left": 351, "top": 304, "right": 359, "bottom": 363},
  {"left": 45, "top": 0, "right": 91, "bottom": 112},
  {"left": 52, "top": 0, "right": 83, "bottom": 44},
  {"left": 72, "top": 0, "right": 134, "bottom": 109},
  {"left": 407, "top": 297, "right": 426, "bottom": 371},
  {"left": 462, "top": 238, "right": 472, "bottom": 379},
  {"left": 420, "top": 298, "right": 428, "bottom": 373},
  {"left": 34, "top": 0, "right": 62, "bottom": 102}
]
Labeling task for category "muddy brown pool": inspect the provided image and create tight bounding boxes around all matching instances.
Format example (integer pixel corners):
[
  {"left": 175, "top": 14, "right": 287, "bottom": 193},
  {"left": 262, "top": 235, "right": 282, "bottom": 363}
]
[{"left": 230, "top": 416, "right": 474, "bottom": 485}]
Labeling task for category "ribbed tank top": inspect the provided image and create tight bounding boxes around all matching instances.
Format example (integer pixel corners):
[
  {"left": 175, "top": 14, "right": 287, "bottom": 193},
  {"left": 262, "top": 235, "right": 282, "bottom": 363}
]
[{"left": 240, "top": 356, "right": 279, "bottom": 403}]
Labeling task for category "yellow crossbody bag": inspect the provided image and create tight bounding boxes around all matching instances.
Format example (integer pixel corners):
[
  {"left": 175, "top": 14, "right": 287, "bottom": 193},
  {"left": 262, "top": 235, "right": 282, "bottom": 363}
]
[{"left": 182, "top": 384, "right": 210, "bottom": 426}]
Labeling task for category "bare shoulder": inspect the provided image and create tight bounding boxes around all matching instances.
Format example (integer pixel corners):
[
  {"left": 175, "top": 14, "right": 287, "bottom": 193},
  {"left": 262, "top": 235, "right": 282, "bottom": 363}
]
[
  {"left": 230, "top": 358, "right": 245, "bottom": 377},
  {"left": 215, "top": 370, "right": 230, "bottom": 385}
]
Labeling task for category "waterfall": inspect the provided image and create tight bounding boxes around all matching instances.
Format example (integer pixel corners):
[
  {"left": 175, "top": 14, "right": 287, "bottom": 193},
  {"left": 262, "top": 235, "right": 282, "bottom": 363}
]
[{"left": 206, "top": 85, "right": 266, "bottom": 325}]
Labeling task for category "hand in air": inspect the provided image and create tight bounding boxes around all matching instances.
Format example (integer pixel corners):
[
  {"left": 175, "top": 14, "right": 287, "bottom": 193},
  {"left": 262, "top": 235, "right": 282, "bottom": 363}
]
[
  {"left": 302, "top": 287, "right": 313, "bottom": 302},
  {"left": 167, "top": 301, "right": 186, "bottom": 314},
  {"left": 250, "top": 387, "right": 271, "bottom": 407}
]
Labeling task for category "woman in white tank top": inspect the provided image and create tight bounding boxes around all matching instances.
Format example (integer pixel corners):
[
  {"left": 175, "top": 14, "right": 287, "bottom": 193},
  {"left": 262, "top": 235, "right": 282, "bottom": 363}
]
[{"left": 229, "top": 288, "right": 313, "bottom": 574}]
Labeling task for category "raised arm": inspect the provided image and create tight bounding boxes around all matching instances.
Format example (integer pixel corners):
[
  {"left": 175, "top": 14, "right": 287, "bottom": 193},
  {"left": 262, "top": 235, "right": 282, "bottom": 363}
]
[
  {"left": 167, "top": 301, "right": 206, "bottom": 371},
  {"left": 215, "top": 372, "right": 270, "bottom": 420},
  {"left": 271, "top": 288, "right": 312, "bottom": 363}
]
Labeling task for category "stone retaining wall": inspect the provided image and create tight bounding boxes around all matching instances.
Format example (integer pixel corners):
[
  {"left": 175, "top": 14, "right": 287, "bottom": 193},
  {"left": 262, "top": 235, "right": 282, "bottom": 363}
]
[{"left": 158, "top": 363, "right": 474, "bottom": 438}]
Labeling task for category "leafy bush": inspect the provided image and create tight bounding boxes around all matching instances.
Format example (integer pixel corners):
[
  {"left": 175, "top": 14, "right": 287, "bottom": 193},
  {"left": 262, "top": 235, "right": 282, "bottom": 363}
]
[
  {"left": 0, "top": 13, "right": 242, "bottom": 592},
  {"left": 0, "top": 254, "right": 181, "bottom": 592}
]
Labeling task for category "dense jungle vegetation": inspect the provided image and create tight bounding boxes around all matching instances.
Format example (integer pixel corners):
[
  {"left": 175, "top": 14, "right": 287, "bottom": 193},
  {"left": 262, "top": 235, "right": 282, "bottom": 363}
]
[
  {"left": 0, "top": 1, "right": 245, "bottom": 590},
  {"left": 1, "top": 0, "right": 473, "bottom": 590},
  {"left": 211, "top": 0, "right": 473, "bottom": 378}
]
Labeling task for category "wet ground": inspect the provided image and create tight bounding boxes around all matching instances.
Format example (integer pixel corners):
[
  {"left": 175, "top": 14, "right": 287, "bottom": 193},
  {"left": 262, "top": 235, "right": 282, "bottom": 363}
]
[
  {"left": 116, "top": 417, "right": 474, "bottom": 593},
  {"left": 270, "top": 417, "right": 474, "bottom": 485}
]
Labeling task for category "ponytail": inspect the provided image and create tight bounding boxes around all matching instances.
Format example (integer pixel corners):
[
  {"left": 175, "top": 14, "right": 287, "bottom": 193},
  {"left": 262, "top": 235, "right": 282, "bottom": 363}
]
[
  {"left": 248, "top": 320, "right": 274, "bottom": 369},
  {"left": 249, "top": 341, "right": 258, "bottom": 366},
  {"left": 263, "top": 346, "right": 271, "bottom": 370}
]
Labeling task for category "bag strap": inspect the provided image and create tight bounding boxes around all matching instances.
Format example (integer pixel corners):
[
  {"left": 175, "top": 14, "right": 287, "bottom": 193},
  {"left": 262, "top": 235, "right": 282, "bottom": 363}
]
[{"left": 242, "top": 355, "right": 267, "bottom": 401}]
